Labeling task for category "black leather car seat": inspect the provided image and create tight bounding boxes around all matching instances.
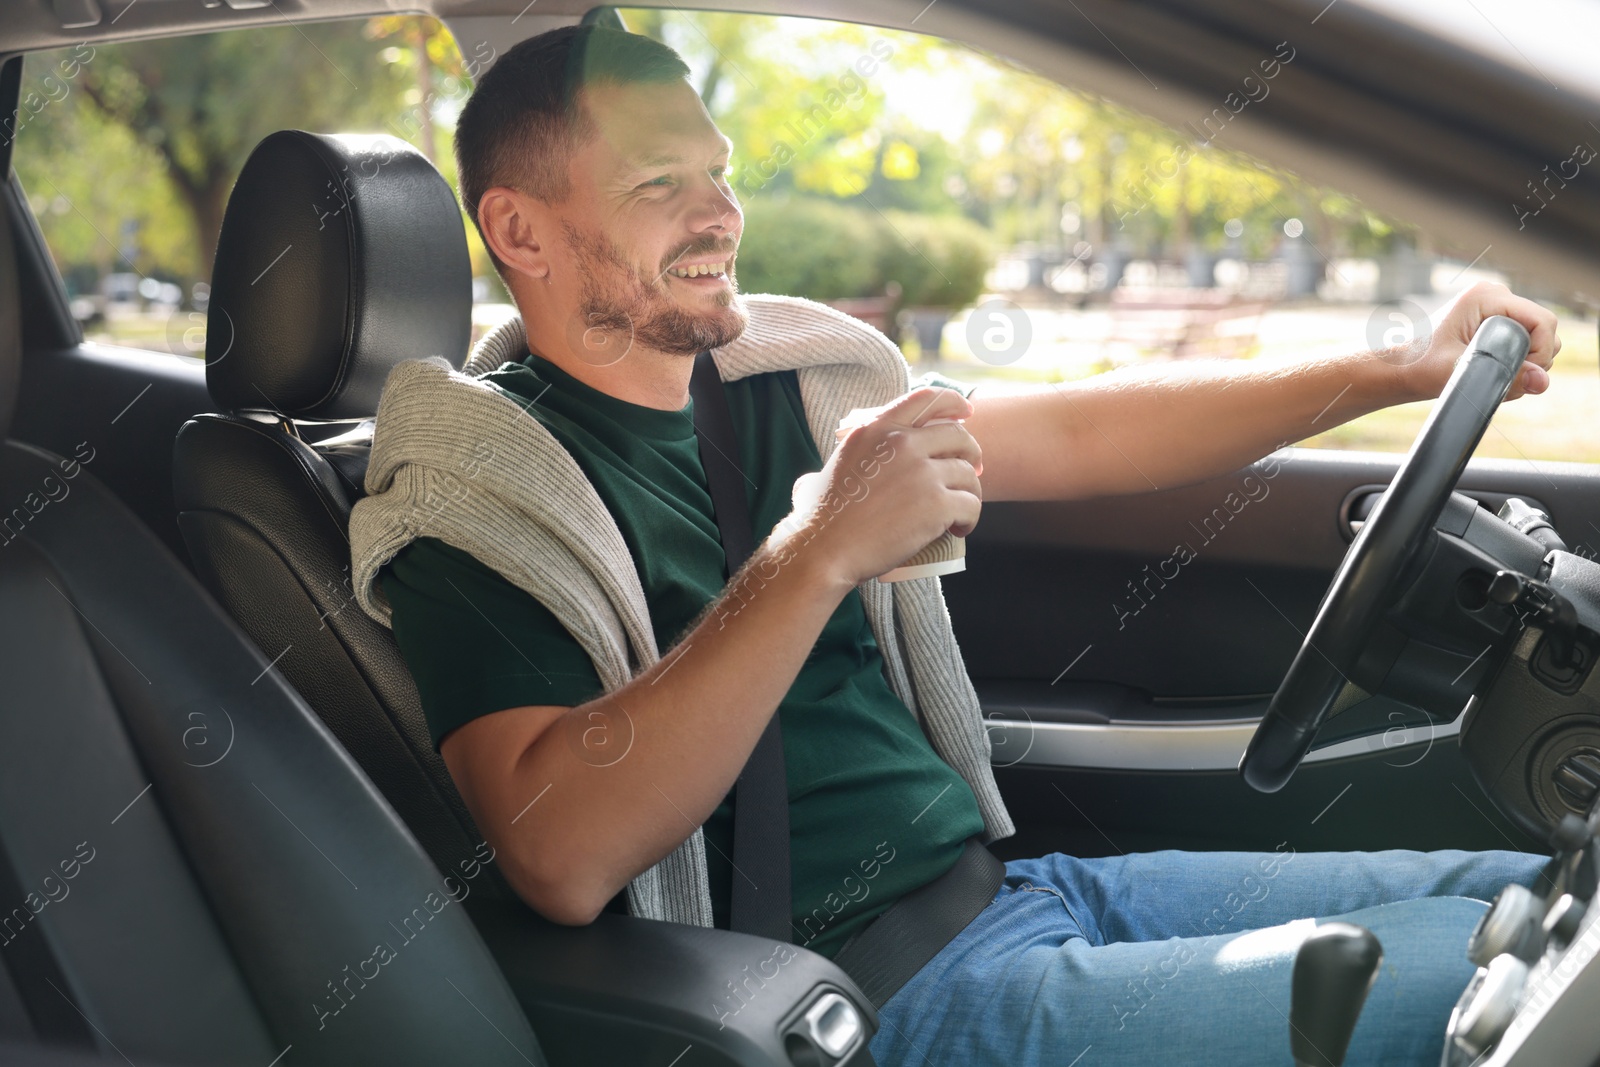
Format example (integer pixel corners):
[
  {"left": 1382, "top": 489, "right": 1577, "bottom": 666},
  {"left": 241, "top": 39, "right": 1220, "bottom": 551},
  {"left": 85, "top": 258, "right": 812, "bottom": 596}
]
[
  {"left": 171, "top": 131, "right": 515, "bottom": 904},
  {"left": 0, "top": 160, "right": 543, "bottom": 1065}
]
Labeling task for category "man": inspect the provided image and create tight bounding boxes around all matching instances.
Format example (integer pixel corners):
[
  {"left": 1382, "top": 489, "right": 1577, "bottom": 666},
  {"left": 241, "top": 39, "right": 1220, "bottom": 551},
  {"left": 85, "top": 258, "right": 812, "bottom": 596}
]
[{"left": 355, "top": 24, "right": 1562, "bottom": 1066}]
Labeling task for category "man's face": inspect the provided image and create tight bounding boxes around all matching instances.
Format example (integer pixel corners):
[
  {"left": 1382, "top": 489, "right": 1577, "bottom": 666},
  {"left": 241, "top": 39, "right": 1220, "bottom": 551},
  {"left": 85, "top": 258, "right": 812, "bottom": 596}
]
[{"left": 553, "top": 78, "right": 748, "bottom": 359}]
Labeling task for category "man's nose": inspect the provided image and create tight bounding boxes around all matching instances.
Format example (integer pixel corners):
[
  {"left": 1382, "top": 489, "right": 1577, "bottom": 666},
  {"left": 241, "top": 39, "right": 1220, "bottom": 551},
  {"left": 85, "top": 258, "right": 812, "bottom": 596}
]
[{"left": 688, "top": 178, "right": 740, "bottom": 234}]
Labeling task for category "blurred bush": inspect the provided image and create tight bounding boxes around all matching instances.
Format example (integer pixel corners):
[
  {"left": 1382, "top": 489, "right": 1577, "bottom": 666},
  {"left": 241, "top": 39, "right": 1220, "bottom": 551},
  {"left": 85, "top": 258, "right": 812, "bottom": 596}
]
[
  {"left": 875, "top": 208, "right": 992, "bottom": 307},
  {"left": 735, "top": 197, "right": 885, "bottom": 302},
  {"left": 737, "top": 195, "right": 993, "bottom": 309}
]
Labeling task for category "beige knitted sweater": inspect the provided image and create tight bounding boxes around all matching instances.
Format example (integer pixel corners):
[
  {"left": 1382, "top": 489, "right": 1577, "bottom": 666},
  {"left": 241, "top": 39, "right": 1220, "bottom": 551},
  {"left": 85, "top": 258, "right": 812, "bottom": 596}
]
[{"left": 350, "top": 293, "right": 1014, "bottom": 928}]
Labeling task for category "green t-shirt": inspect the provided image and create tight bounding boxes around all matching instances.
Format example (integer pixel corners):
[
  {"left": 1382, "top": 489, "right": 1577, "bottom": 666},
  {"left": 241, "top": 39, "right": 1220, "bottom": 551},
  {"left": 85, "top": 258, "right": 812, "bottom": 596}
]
[{"left": 378, "top": 351, "right": 986, "bottom": 959}]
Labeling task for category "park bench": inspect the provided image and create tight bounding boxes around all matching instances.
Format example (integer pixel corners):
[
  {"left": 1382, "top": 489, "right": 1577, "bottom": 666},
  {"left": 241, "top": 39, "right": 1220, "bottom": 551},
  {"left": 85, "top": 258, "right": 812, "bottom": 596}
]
[{"left": 1107, "top": 286, "right": 1271, "bottom": 360}]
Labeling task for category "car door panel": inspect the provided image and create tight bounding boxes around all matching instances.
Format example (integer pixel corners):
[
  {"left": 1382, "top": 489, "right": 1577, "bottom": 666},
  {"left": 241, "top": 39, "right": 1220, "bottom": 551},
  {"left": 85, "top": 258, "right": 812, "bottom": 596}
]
[
  {"left": 990, "top": 741, "right": 1544, "bottom": 864},
  {"left": 953, "top": 448, "right": 1600, "bottom": 856},
  {"left": 11, "top": 342, "right": 210, "bottom": 563},
  {"left": 4, "top": 175, "right": 212, "bottom": 563}
]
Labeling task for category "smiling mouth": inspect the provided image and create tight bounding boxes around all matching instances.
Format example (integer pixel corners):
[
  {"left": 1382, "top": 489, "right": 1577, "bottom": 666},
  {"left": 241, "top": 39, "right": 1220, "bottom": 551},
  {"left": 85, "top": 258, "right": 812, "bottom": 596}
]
[{"left": 667, "top": 260, "right": 730, "bottom": 281}]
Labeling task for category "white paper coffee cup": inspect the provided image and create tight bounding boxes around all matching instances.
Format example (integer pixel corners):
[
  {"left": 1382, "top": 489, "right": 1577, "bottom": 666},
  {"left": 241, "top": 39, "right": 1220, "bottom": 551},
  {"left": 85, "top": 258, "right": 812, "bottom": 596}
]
[
  {"left": 878, "top": 534, "right": 966, "bottom": 582},
  {"left": 822, "top": 408, "right": 968, "bottom": 583}
]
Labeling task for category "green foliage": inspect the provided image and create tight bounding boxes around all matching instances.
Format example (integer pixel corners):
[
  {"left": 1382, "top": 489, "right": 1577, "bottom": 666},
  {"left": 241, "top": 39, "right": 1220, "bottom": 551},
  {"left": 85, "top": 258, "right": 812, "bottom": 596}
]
[
  {"left": 627, "top": 8, "right": 1413, "bottom": 265},
  {"left": 17, "top": 83, "right": 200, "bottom": 287},
  {"left": 16, "top": 5, "right": 1415, "bottom": 311},
  {"left": 857, "top": 129, "right": 966, "bottom": 215},
  {"left": 623, "top": 10, "right": 917, "bottom": 205},
  {"left": 737, "top": 196, "right": 992, "bottom": 308},
  {"left": 876, "top": 209, "right": 992, "bottom": 307},
  {"left": 736, "top": 197, "right": 884, "bottom": 302},
  {"left": 16, "top": 18, "right": 463, "bottom": 288}
]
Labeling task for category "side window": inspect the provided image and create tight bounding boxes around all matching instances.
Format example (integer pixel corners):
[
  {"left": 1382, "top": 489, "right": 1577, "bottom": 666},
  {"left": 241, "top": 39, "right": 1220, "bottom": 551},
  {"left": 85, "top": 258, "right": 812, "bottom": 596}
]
[
  {"left": 619, "top": 9, "right": 1593, "bottom": 464},
  {"left": 13, "top": 17, "right": 509, "bottom": 360}
]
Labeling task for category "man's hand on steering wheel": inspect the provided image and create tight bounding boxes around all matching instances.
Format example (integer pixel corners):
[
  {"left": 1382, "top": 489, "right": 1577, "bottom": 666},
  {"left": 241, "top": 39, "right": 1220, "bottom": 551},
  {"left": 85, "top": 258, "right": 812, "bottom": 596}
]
[
  {"left": 1392, "top": 281, "right": 1562, "bottom": 403},
  {"left": 1242, "top": 302, "right": 1542, "bottom": 793}
]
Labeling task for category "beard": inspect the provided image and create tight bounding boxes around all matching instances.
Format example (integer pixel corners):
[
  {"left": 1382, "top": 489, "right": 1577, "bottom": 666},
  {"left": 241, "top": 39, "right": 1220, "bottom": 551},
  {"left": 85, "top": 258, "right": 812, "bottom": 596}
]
[{"left": 560, "top": 220, "right": 749, "bottom": 359}]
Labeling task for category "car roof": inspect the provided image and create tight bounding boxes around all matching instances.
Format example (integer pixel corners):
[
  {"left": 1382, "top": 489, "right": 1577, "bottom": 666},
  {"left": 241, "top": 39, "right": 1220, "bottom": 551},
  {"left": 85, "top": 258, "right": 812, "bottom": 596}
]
[{"left": 4, "top": 0, "right": 1599, "bottom": 301}]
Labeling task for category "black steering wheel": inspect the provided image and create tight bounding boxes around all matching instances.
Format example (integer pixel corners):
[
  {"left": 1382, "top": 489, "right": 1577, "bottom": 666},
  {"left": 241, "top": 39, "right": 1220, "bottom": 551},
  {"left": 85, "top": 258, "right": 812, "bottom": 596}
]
[{"left": 1240, "top": 315, "right": 1532, "bottom": 792}]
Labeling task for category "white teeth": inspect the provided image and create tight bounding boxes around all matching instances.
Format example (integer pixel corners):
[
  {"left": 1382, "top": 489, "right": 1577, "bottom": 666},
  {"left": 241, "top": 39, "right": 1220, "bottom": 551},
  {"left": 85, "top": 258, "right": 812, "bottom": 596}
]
[{"left": 671, "top": 261, "right": 727, "bottom": 278}]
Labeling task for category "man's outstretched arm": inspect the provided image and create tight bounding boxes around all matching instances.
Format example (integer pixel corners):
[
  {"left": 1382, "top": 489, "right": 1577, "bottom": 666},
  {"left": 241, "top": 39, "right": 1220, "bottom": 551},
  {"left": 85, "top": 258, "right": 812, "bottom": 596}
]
[
  {"left": 967, "top": 281, "right": 1562, "bottom": 503},
  {"left": 438, "top": 387, "right": 984, "bottom": 926}
]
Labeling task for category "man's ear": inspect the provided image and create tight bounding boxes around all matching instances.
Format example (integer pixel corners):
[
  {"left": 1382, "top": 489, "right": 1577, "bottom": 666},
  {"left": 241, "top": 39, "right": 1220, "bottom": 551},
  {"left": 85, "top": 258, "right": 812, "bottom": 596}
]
[{"left": 478, "top": 186, "right": 551, "bottom": 283}]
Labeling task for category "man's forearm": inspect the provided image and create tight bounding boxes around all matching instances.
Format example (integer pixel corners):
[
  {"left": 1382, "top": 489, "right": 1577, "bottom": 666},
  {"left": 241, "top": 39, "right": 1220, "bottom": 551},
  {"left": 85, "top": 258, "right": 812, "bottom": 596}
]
[
  {"left": 968, "top": 348, "right": 1408, "bottom": 502},
  {"left": 495, "top": 535, "right": 852, "bottom": 923}
]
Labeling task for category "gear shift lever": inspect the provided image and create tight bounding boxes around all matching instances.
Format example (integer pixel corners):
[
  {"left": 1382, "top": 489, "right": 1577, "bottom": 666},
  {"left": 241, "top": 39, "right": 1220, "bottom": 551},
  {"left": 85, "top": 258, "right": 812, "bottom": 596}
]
[{"left": 1290, "top": 923, "right": 1384, "bottom": 1067}]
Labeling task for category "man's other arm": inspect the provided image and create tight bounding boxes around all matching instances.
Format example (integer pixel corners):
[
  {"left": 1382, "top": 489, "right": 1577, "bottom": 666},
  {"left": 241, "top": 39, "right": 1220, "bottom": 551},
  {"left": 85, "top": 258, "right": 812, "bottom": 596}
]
[
  {"left": 439, "top": 387, "right": 984, "bottom": 925},
  {"left": 967, "top": 282, "right": 1560, "bottom": 503}
]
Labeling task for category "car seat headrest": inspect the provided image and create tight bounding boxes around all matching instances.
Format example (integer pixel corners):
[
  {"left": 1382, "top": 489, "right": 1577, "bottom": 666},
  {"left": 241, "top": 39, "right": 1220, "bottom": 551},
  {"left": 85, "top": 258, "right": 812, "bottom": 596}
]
[{"left": 205, "top": 130, "right": 472, "bottom": 420}]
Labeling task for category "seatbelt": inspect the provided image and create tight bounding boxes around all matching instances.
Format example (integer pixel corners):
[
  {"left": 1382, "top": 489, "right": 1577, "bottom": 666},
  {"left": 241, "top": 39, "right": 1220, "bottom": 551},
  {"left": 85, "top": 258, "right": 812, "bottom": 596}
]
[{"left": 688, "top": 349, "right": 792, "bottom": 944}]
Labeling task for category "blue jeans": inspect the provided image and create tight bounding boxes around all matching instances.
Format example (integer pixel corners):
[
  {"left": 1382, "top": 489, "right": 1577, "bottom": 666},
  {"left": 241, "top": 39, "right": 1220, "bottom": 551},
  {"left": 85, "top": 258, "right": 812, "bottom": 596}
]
[{"left": 867, "top": 848, "right": 1551, "bottom": 1066}]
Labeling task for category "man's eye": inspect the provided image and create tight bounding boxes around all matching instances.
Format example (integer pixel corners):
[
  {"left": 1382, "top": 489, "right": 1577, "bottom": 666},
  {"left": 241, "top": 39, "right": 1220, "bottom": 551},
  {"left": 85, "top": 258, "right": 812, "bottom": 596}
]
[{"left": 640, "top": 176, "right": 672, "bottom": 189}]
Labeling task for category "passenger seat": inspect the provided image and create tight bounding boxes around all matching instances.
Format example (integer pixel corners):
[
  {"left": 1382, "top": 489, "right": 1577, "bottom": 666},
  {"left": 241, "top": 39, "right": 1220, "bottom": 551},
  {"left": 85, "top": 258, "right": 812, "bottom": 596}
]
[
  {"left": 0, "top": 170, "right": 544, "bottom": 1066},
  {"left": 170, "top": 130, "right": 508, "bottom": 903}
]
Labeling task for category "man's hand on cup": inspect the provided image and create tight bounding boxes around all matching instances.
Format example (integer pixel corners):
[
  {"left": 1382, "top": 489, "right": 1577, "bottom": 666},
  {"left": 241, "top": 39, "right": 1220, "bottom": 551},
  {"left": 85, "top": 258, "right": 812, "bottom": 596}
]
[{"left": 780, "top": 387, "right": 983, "bottom": 588}]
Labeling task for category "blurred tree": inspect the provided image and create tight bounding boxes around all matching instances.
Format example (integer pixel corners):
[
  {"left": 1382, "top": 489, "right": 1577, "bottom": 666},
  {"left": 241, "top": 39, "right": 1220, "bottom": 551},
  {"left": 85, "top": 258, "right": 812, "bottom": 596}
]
[
  {"left": 618, "top": 10, "right": 1351, "bottom": 268},
  {"left": 63, "top": 20, "right": 432, "bottom": 278},
  {"left": 369, "top": 14, "right": 472, "bottom": 165},
  {"left": 16, "top": 74, "right": 199, "bottom": 287},
  {"left": 623, "top": 10, "right": 941, "bottom": 207},
  {"left": 365, "top": 18, "right": 503, "bottom": 290},
  {"left": 17, "top": 6, "right": 1413, "bottom": 312}
]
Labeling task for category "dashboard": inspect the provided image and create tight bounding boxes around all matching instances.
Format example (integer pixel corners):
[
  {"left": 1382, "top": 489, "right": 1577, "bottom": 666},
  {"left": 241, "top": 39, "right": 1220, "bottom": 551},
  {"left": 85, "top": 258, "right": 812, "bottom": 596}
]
[{"left": 1444, "top": 812, "right": 1600, "bottom": 1065}]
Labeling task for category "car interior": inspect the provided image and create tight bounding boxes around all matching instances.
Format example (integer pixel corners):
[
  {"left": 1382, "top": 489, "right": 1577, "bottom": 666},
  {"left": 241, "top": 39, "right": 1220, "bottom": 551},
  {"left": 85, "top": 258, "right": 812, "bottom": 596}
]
[{"left": 3, "top": 1, "right": 1600, "bottom": 1065}]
